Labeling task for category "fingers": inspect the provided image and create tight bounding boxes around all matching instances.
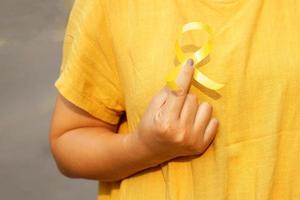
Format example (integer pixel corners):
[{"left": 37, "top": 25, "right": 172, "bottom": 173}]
[
  {"left": 193, "top": 102, "right": 213, "bottom": 139},
  {"left": 203, "top": 118, "right": 219, "bottom": 145},
  {"left": 164, "top": 59, "right": 195, "bottom": 120},
  {"left": 192, "top": 103, "right": 218, "bottom": 153},
  {"left": 174, "top": 59, "right": 195, "bottom": 96},
  {"left": 179, "top": 94, "right": 198, "bottom": 126}
]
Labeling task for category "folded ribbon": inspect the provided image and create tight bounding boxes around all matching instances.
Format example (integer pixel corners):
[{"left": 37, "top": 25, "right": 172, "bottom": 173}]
[{"left": 166, "top": 22, "right": 224, "bottom": 91}]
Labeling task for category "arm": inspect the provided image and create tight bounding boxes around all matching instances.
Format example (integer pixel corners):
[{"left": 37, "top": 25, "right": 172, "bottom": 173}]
[
  {"left": 49, "top": 95, "right": 168, "bottom": 182},
  {"left": 49, "top": 60, "right": 218, "bottom": 182}
]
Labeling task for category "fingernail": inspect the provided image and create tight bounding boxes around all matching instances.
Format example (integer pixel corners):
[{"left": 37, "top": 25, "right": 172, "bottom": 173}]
[{"left": 186, "top": 58, "right": 194, "bottom": 67}]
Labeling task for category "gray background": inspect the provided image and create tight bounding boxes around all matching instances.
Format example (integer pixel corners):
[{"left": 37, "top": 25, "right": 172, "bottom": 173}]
[{"left": 0, "top": 0, "right": 97, "bottom": 199}]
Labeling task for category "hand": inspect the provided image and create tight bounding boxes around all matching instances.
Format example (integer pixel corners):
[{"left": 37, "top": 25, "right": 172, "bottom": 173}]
[{"left": 134, "top": 59, "right": 219, "bottom": 162}]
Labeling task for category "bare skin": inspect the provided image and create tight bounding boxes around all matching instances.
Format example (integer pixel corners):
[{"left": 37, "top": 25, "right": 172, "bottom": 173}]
[{"left": 49, "top": 59, "right": 219, "bottom": 182}]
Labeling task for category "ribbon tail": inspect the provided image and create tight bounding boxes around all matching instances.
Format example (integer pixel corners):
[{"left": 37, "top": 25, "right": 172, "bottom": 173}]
[{"left": 193, "top": 69, "right": 224, "bottom": 90}]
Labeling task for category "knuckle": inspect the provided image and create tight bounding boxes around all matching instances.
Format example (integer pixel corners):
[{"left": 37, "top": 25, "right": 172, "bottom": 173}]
[
  {"left": 173, "top": 126, "right": 189, "bottom": 145},
  {"left": 178, "top": 124, "right": 189, "bottom": 137},
  {"left": 157, "top": 119, "right": 176, "bottom": 136},
  {"left": 162, "top": 121, "right": 173, "bottom": 133},
  {"left": 154, "top": 116, "right": 170, "bottom": 139},
  {"left": 154, "top": 109, "right": 163, "bottom": 124},
  {"left": 172, "top": 134, "right": 185, "bottom": 145},
  {"left": 172, "top": 87, "right": 186, "bottom": 97}
]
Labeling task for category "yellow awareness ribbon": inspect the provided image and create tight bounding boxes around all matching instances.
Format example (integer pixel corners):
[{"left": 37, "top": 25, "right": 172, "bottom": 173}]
[{"left": 166, "top": 22, "right": 224, "bottom": 91}]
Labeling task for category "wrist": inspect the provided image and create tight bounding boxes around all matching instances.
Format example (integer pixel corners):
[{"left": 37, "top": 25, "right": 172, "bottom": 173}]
[{"left": 122, "top": 131, "right": 170, "bottom": 168}]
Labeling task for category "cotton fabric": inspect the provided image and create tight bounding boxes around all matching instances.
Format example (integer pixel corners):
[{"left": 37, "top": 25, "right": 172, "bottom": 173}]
[{"left": 55, "top": 0, "right": 300, "bottom": 199}]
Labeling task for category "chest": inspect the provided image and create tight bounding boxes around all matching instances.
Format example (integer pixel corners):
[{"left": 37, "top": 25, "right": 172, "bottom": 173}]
[{"left": 108, "top": 0, "right": 300, "bottom": 131}]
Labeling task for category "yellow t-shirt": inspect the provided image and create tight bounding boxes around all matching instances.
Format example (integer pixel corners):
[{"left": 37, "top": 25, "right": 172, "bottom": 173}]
[{"left": 55, "top": 0, "right": 300, "bottom": 199}]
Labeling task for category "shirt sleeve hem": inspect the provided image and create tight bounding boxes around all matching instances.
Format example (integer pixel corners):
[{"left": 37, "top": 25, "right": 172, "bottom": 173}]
[{"left": 54, "top": 77, "right": 122, "bottom": 125}]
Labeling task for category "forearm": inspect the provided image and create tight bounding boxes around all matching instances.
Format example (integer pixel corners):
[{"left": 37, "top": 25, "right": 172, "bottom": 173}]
[{"left": 51, "top": 127, "right": 170, "bottom": 182}]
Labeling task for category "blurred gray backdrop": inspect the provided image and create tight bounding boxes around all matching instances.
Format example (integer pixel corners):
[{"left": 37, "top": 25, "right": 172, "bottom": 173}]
[{"left": 0, "top": 0, "right": 97, "bottom": 199}]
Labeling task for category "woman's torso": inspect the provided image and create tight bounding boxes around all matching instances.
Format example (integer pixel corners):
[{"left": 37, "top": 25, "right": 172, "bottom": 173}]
[{"left": 99, "top": 0, "right": 300, "bottom": 199}]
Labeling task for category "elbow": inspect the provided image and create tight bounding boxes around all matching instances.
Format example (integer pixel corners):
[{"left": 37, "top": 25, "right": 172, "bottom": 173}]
[
  {"left": 55, "top": 160, "right": 78, "bottom": 179},
  {"left": 52, "top": 152, "right": 78, "bottom": 179},
  {"left": 49, "top": 137, "right": 122, "bottom": 182},
  {"left": 49, "top": 132, "right": 127, "bottom": 182},
  {"left": 53, "top": 156, "right": 124, "bottom": 182},
  {"left": 49, "top": 134, "right": 81, "bottom": 179}
]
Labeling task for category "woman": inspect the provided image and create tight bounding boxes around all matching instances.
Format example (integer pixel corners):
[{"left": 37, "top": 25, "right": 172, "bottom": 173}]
[{"left": 49, "top": 0, "right": 300, "bottom": 199}]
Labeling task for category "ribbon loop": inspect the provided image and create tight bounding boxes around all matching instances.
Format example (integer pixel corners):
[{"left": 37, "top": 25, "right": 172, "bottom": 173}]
[{"left": 166, "top": 22, "right": 224, "bottom": 91}]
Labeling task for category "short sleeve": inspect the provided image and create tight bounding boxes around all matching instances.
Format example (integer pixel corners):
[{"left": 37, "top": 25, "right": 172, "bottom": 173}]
[{"left": 54, "top": 0, "right": 125, "bottom": 125}]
